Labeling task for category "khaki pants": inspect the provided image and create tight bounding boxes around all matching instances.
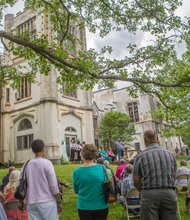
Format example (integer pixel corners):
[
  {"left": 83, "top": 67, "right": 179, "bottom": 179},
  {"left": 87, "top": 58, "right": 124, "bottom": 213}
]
[{"left": 141, "top": 189, "right": 177, "bottom": 220}]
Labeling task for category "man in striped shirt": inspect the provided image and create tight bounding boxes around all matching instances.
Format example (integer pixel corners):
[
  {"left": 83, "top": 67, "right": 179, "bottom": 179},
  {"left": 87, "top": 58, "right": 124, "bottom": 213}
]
[{"left": 133, "top": 130, "right": 177, "bottom": 220}]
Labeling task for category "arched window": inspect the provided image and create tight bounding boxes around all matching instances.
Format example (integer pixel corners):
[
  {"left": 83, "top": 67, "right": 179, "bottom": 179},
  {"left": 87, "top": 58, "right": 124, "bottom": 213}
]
[
  {"left": 18, "top": 119, "right": 32, "bottom": 131},
  {"left": 17, "top": 118, "right": 33, "bottom": 151},
  {"left": 65, "top": 127, "right": 76, "bottom": 132}
]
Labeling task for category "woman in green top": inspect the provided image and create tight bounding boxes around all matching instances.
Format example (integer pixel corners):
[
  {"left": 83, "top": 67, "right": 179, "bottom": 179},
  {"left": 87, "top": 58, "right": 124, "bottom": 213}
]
[{"left": 73, "top": 144, "right": 108, "bottom": 220}]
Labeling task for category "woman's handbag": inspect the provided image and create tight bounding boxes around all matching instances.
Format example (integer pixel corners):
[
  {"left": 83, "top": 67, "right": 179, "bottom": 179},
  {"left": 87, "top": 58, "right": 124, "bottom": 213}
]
[
  {"left": 14, "top": 160, "right": 30, "bottom": 201},
  {"left": 102, "top": 165, "right": 117, "bottom": 203}
]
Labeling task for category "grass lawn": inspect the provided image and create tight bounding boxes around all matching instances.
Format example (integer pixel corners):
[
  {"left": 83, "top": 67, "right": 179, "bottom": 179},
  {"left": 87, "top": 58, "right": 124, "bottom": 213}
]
[{"left": 0, "top": 158, "right": 190, "bottom": 220}]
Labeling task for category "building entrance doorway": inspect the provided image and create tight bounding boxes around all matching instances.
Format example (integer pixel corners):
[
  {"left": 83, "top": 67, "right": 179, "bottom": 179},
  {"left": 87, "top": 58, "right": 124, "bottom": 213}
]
[{"left": 65, "top": 135, "right": 77, "bottom": 160}]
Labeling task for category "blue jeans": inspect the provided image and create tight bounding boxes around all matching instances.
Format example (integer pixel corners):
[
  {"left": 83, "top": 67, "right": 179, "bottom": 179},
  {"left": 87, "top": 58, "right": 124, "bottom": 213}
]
[
  {"left": 27, "top": 200, "right": 58, "bottom": 220},
  {"left": 117, "top": 149, "right": 124, "bottom": 161}
]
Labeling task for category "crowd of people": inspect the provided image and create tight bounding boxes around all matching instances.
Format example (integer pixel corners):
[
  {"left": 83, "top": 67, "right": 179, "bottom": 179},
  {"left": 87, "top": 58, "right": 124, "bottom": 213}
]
[
  {"left": 0, "top": 130, "right": 190, "bottom": 220},
  {"left": 70, "top": 139, "right": 86, "bottom": 162},
  {"left": 70, "top": 143, "right": 117, "bottom": 163}
]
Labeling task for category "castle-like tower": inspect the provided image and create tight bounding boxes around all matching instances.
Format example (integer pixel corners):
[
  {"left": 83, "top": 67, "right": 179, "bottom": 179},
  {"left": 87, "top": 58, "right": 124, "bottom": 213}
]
[{"left": 1, "top": 9, "right": 94, "bottom": 163}]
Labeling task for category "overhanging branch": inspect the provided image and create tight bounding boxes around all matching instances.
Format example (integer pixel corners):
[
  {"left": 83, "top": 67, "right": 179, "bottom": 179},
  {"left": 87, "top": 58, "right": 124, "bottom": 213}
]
[{"left": 1, "top": 30, "right": 190, "bottom": 88}]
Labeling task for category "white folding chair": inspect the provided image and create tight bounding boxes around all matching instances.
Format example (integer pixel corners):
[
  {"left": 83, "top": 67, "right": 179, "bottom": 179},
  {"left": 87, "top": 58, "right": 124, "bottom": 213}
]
[{"left": 125, "top": 188, "right": 140, "bottom": 220}]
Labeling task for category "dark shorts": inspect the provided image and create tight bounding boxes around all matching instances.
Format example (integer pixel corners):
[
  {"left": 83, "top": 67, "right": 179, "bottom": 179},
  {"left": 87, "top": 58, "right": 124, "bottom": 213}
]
[{"left": 78, "top": 208, "right": 108, "bottom": 220}]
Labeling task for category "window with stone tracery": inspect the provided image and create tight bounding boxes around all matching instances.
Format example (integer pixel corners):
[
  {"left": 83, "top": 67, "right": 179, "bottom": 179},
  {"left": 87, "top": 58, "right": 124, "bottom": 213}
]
[
  {"left": 17, "top": 16, "right": 36, "bottom": 38},
  {"left": 17, "top": 118, "right": 33, "bottom": 150},
  {"left": 16, "top": 77, "right": 31, "bottom": 101},
  {"left": 127, "top": 102, "right": 139, "bottom": 122}
]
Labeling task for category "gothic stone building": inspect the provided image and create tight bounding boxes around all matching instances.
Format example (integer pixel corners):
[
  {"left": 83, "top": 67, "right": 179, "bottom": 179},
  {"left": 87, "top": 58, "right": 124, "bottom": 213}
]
[
  {"left": 93, "top": 87, "right": 182, "bottom": 151},
  {"left": 0, "top": 9, "right": 94, "bottom": 163}
]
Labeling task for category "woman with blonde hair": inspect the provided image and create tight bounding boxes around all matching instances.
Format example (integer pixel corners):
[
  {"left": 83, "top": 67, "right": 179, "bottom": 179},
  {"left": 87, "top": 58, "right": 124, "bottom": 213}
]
[
  {"left": 4, "top": 170, "right": 20, "bottom": 200},
  {"left": 4, "top": 170, "right": 28, "bottom": 220}
]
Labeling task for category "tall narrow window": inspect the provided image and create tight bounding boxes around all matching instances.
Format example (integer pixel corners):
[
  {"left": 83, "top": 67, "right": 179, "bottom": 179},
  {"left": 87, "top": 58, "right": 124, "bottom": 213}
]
[
  {"left": 95, "top": 139, "right": 99, "bottom": 147},
  {"left": 93, "top": 117, "right": 98, "bottom": 130},
  {"left": 6, "top": 88, "right": 10, "bottom": 103},
  {"left": 127, "top": 102, "right": 139, "bottom": 122},
  {"left": 16, "top": 77, "right": 31, "bottom": 101}
]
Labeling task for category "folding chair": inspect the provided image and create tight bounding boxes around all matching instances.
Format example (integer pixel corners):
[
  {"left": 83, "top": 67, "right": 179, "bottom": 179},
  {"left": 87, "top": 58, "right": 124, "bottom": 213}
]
[{"left": 125, "top": 189, "right": 140, "bottom": 220}]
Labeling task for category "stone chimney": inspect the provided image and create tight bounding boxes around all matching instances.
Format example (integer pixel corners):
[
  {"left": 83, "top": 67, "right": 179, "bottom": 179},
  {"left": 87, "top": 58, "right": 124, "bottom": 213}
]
[{"left": 4, "top": 14, "right": 14, "bottom": 31}]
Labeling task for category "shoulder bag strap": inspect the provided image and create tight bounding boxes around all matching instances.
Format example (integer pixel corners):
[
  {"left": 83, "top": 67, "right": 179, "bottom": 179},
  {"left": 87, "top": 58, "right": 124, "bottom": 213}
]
[
  {"left": 102, "top": 165, "right": 109, "bottom": 182},
  {"left": 22, "top": 159, "right": 30, "bottom": 179}
]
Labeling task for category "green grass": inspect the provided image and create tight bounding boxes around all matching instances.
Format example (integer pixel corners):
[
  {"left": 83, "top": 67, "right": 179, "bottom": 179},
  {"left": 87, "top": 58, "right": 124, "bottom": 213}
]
[{"left": 0, "top": 158, "right": 190, "bottom": 220}]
